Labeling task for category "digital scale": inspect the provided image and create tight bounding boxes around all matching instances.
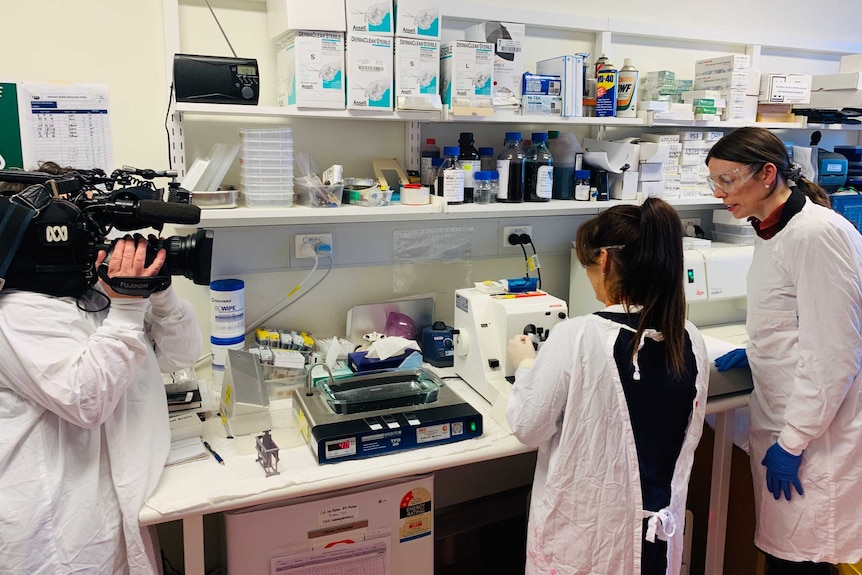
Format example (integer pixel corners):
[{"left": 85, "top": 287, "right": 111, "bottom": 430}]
[{"left": 293, "top": 368, "right": 483, "bottom": 464}]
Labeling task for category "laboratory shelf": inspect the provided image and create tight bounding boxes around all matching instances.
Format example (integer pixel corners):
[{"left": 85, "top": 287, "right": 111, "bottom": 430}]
[
  {"left": 175, "top": 102, "right": 443, "bottom": 122},
  {"left": 194, "top": 199, "right": 443, "bottom": 227},
  {"left": 190, "top": 197, "right": 721, "bottom": 227}
]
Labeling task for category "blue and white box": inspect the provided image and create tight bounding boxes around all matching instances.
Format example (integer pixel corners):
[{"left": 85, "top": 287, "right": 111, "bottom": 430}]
[
  {"left": 440, "top": 40, "right": 494, "bottom": 114},
  {"left": 394, "top": 0, "right": 440, "bottom": 40},
  {"left": 346, "top": 0, "right": 394, "bottom": 35},
  {"left": 347, "top": 32, "right": 394, "bottom": 110},
  {"left": 395, "top": 37, "right": 441, "bottom": 111},
  {"left": 276, "top": 30, "right": 345, "bottom": 109}
]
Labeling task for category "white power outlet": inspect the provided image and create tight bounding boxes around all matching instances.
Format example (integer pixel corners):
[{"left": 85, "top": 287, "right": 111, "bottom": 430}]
[
  {"left": 502, "top": 225, "right": 533, "bottom": 248},
  {"left": 295, "top": 233, "right": 334, "bottom": 258},
  {"left": 680, "top": 218, "right": 702, "bottom": 237}
]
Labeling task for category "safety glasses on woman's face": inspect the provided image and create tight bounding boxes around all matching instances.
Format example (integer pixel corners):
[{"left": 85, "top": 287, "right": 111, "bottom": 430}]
[{"left": 706, "top": 164, "right": 761, "bottom": 193}]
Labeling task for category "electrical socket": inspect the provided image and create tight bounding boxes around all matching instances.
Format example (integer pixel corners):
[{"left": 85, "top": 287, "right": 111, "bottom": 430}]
[
  {"left": 680, "top": 218, "right": 702, "bottom": 236},
  {"left": 502, "top": 225, "right": 533, "bottom": 248},
  {"left": 295, "top": 233, "right": 333, "bottom": 259}
]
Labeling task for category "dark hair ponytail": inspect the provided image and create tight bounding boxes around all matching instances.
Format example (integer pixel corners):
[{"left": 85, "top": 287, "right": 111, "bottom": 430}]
[
  {"left": 629, "top": 198, "right": 687, "bottom": 377},
  {"left": 574, "top": 198, "right": 688, "bottom": 377}
]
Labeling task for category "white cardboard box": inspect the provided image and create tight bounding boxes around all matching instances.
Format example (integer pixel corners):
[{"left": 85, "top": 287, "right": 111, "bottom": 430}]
[
  {"left": 695, "top": 55, "right": 750, "bottom": 75},
  {"left": 276, "top": 31, "right": 346, "bottom": 109},
  {"left": 346, "top": 33, "right": 394, "bottom": 110},
  {"left": 807, "top": 72, "right": 862, "bottom": 109},
  {"left": 266, "top": 0, "right": 346, "bottom": 39},
  {"left": 394, "top": 0, "right": 440, "bottom": 39},
  {"left": 440, "top": 40, "right": 494, "bottom": 114},
  {"left": 394, "top": 37, "right": 441, "bottom": 111},
  {"left": 840, "top": 54, "right": 862, "bottom": 73},
  {"left": 346, "top": 0, "right": 394, "bottom": 35},
  {"left": 610, "top": 171, "right": 639, "bottom": 200},
  {"left": 464, "top": 21, "right": 526, "bottom": 107},
  {"left": 759, "top": 73, "right": 812, "bottom": 104}
]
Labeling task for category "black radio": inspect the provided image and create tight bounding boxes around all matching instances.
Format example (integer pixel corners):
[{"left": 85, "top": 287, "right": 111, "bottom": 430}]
[{"left": 173, "top": 54, "right": 259, "bottom": 105}]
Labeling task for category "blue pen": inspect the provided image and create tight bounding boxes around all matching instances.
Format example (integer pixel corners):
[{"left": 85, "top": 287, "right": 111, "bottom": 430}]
[{"left": 203, "top": 441, "right": 224, "bottom": 465}]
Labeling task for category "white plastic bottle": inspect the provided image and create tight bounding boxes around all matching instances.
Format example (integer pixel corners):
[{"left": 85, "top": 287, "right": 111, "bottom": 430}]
[{"left": 616, "top": 58, "right": 639, "bottom": 118}]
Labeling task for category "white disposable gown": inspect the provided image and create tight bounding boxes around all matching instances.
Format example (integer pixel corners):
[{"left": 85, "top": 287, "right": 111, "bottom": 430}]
[
  {"left": 0, "top": 287, "right": 201, "bottom": 574},
  {"left": 507, "top": 306, "right": 709, "bottom": 575},
  {"left": 746, "top": 198, "right": 862, "bottom": 563}
]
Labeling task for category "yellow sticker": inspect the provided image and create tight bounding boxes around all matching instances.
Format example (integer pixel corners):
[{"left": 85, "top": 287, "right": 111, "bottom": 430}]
[{"left": 298, "top": 408, "right": 309, "bottom": 442}]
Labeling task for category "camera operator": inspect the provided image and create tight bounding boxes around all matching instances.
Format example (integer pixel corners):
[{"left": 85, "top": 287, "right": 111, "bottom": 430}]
[{"left": 0, "top": 233, "right": 202, "bottom": 574}]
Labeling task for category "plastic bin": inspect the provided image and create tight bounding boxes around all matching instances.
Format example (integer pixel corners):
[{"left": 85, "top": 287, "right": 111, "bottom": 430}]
[
  {"left": 295, "top": 179, "right": 343, "bottom": 207},
  {"left": 241, "top": 156, "right": 295, "bottom": 169},
  {"left": 242, "top": 191, "right": 295, "bottom": 207},
  {"left": 714, "top": 223, "right": 756, "bottom": 237},
  {"left": 713, "top": 230, "right": 755, "bottom": 245}
]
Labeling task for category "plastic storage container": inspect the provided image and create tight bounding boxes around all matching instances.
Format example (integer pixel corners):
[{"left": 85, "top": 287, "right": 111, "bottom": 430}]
[{"left": 713, "top": 223, "right": 756, "bottom": 245}]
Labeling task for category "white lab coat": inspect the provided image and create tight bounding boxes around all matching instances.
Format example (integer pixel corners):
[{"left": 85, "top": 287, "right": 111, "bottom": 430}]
[
  {"left": 0, "top": 287, "right": 201, "bottom": 575},
  {"left": 507, "top": 306, "right": 709, "bottom": 575},
  {"left": 746, "top": 198, "right": 862, "bottom": 564}
]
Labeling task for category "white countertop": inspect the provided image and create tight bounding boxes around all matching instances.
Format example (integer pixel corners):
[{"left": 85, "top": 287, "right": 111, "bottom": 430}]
[
  {"left": 140, "top": 374, "right": 531, "bottom": 526},
  {"left": 142, "top": 348, "right": 753, "bottom": 526}
]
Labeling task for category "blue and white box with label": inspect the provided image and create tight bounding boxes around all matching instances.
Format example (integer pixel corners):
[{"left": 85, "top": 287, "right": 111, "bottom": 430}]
[
  {"left": 346, "top": 0, "right": 394, "bottom": 35},
  {"left": 347, "top": 33, "right": 394, "bottom": 110},
  {"left": 440, "top": 40, "right": 494, "bottom": 114},
  {"left": 277, "top": 30, "right": 345, "bottom": 109},
  {"left": 395, "top": 37, "right": 441, "bottom": 111},
  {"left": 394, "top": 0, "right": 440, "bottom": 40}
]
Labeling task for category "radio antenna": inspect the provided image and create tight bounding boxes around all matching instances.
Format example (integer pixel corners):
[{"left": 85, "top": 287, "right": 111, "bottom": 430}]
[{"left": 204, "top": 0, "right": 237, "bottom": 58}]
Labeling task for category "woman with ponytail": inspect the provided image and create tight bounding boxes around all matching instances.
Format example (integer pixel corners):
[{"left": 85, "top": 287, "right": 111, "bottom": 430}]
[
  {"left": 506, "top": 198, "right": 710, "bottom": 575},
  {"left": 708, "top": 127, "right": 862, "bottom": 575}
]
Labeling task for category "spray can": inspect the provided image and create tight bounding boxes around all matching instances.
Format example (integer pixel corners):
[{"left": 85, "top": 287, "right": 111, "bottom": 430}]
[
  {"left": 616, "top": 58, "right": 639, "bottom": 118},
  {"left": 595, "top": 61, "right": 618, "bottom": 118},
  {"left": 594, "top": 53, "right": 609, "bottom": 77}
]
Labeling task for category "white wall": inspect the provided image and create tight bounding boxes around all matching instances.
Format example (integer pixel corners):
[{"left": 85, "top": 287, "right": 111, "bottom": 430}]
[{"left": 4, "top": 0, "right": 862, "bottom": 361}]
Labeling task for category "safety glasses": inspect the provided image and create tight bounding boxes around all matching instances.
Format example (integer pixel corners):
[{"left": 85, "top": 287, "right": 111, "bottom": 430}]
[
  {"left": 581, "top": 245, "right": 626, "bottom": 269},
  {"left": 706, "top": 164, "right": 761, "bottom": 193}
]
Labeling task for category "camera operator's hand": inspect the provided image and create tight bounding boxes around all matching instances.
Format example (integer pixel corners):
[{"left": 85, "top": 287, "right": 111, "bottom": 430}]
[{"left": 96, "top": 235, "right": 166, "bottom": 299}]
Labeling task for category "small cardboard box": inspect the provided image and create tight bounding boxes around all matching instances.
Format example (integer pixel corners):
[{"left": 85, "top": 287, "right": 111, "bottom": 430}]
[
  {"left": 759, "top": 73, "right": 812, "bottom": 104},
  {"left": 695, "top": 55, "right": 750, "bottom": 75},
  {"left": 440, "top": 40, "right": 494, "bottom": 115},
  {"left": 346, "top": 0, "right": 394, "bottom": 35},
  {"left": 346, "top": 33, "right": 394, "bottom": 111},
  {"left": 276, "top": 31, "right": 346, "bottom": 109},
  {"left": 464, "top": 21, "right": 526, "bottom": 107},
  {"left": 808, "top": 72, "right": 862, "bottom": 109},
  {"left": 266, "top": 0, "right": 346, "bottom": 39},
  {"left": 394, "top": 0, "right": 440, "bottom": 39},
  {"left": 394, "top": 37, "right": 441, "bottom": 111}
]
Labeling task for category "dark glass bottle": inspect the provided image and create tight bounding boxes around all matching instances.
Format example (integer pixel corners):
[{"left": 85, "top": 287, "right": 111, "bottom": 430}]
[
  {"left": 458, "top": 132, "right": 481, "bottom": 203},
  {"left": 496, "top": 131, "right": 525, "bottom": 203}
]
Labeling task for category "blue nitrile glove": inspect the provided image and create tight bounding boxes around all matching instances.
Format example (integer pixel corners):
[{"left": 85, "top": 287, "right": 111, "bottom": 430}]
[
  {"left": 761, "top": 442, "right": 804, "bottom": 501},
  {"left": 714, "top": 348, "right": 749, "bottom": 371}
]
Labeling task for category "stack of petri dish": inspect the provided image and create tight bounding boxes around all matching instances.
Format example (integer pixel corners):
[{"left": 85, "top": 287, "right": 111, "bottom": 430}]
[{"left": 239, "top": 128, "right": 294, "bottom": 207}]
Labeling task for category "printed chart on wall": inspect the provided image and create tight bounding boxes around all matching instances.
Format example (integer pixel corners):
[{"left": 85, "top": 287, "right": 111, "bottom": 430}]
[{"left": 14, "top": 81, "right": 113, "bottom": 172}]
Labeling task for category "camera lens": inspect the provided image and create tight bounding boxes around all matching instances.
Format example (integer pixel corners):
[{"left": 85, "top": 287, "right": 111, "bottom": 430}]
[{"left": 162, "top": 229, "right": 214, "bottom": 285}]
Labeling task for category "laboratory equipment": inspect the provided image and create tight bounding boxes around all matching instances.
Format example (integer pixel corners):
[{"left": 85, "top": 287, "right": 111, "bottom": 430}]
[
  {"left": 292, "top": 367, "right": 482, "bottom": 464},
  {"left": 420, "top": 321, "right": 455, "bottom": 367},
  {"left": 219, "top": 349, "right": 272, "bottom": 437},
  {"left": 255, "top": 430, "right": 280, "bottom": 477},
  {"left": 817, "top": 150, "right": 849, "bottom": 192},
  {"left": 453, "top": 288, "right": 568, "bottom": 425},
  {"left": 496, "top": 131, "right": 526, "bottom": 202}
]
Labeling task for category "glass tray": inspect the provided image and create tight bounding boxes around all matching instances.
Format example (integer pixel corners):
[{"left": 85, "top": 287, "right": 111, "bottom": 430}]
[{"left": 321, "top": 368, "right": 442, "bottom": 415}]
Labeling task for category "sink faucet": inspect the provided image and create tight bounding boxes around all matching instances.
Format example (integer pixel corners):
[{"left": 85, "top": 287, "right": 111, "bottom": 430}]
[{"left": 306, "top": 363, "right": 335, "bottom": 396}]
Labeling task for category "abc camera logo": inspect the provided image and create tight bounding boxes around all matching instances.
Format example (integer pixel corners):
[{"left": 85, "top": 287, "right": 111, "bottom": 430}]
[{"left": 44, "top": 225, "right": 69, "bottom": 243}]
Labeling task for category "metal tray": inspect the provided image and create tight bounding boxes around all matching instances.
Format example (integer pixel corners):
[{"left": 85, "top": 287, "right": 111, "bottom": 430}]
[{"left": 320, "top": 368, "right": 442, "bottom": 415}]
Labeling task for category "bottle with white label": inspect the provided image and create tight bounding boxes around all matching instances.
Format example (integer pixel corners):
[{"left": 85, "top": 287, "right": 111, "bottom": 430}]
[
  {"left": 524, "top": 132, "right": 553, "bottom": 202},
  {"left": 437, "top": 146, "right": 464, "bottom": 205},
  {"left": 616, "top": 58, "right": 639, "bottom": 118}
]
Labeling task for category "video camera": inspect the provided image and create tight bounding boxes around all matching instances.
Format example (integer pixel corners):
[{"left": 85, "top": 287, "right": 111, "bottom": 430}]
[{"left": 0, "top": 166, "right": 213, "bottom": 298}]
